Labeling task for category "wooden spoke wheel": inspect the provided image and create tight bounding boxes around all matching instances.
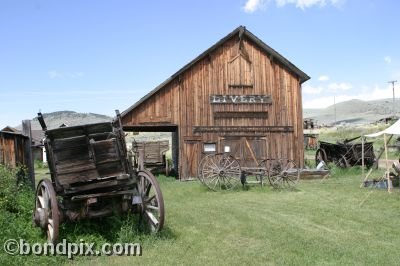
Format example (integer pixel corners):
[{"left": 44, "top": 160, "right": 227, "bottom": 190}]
[
  {"left": 136, "top": 170, "right": 165, "bottom": 232},
  {"left": 200, "top": 153, "right": 241, "bottom": 191},
  {"left": 268, "top": 159, "right": 300, "bottom": 189},
  {"left": 197, "top": 154, "right": 210, "bottom": 184},
  {"left": 256, "top": 160, "right": 269, "bottom": 186},
  {"left": 337, "top": 155, "right": 350, "bottom": 168},
  {"left": 33, "top": 179, "right": 59, "bottom": 243},
  {"left": 315, "top": 148, "right": 328, "bottom": 166}
]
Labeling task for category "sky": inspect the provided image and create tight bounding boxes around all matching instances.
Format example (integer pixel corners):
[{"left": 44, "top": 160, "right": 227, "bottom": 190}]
[{"left": 0, "top": 0, "right": 399, "bottom": 128}]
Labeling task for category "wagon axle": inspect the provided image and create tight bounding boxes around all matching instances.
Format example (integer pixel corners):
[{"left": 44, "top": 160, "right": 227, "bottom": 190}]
[{"left": 198, "top": 153, "right": 300, "bottom": 190}]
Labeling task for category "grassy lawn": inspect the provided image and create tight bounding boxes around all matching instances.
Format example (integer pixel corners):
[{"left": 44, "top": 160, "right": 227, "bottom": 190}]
[
  {"left": 80, "top": 169, "right": 400, "bottom": 266},
  {"left": 3, "top": 166, "right": 400, "bottom": 265}
]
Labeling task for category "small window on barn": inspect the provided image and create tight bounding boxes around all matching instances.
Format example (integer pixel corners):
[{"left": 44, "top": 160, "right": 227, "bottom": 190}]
[{"left": 203, "top": 143, "right": 216, "bottom": 153}]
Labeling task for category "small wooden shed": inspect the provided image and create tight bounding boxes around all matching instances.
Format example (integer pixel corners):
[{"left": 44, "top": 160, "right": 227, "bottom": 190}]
[
  {"left": 0, "top": 130, "right": 28, "bottom": 168},
  {"left": 121, "top": 26, "right": 310, "bottom": 179}
]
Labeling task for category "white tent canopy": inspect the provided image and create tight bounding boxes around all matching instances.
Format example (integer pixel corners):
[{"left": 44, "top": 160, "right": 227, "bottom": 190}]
[
  {"left": 365, "top": 119, "right": 400, "bottom": 137},
  {"left": 362, "top": 118, "right": 400, "bottom": 192}
]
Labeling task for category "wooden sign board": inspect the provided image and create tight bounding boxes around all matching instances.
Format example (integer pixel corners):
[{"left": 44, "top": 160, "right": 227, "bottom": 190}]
[{"left": 210, "top": 95, "right": 272, "bottom": 104}]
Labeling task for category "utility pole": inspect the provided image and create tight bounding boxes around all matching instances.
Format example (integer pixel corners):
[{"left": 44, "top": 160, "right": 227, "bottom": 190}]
[
  {"left": 334, "top": 96, "right": 337, "bottom": 125},
  {"left": 388, "top": 80, "right": 397, "bottom": 116}
]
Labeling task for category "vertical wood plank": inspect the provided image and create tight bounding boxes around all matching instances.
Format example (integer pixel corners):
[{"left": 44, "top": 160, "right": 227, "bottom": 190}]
[{"left": 22, "top": 120, "right": 35, "bottom": 188}]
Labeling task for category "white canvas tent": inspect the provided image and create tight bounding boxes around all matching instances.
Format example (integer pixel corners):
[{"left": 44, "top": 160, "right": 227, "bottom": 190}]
[
  {"left": 364, "top": 119, "right": 400, "bottom": 137},
  {"left": 362, "top": 119, "right": 400, "bottom": 192}
]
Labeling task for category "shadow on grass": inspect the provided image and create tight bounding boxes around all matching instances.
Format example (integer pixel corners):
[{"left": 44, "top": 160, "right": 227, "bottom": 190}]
[{"left": 58, "top": 214, "right": 177, "bottom": 247}]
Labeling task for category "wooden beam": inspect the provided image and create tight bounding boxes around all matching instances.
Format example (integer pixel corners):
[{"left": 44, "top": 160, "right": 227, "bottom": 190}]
[
  {"left": 193, "top": 126, "right": 293, "bottom": 134},
  {"left": 22, "top": 120, "right": 35, "bottom": 188}
]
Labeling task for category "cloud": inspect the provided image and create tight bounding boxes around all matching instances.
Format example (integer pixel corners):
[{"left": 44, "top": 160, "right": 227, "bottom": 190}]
[
  {"left": 243, "top": 0, "right": 344, "bottom": 12},
  {"left": 243, "top": 0, "right": 266, "bottom": 13},
  {"left": 303, "top": 84, "right": 323, "bottom": 94},
  {"left": 384, "top": 56, "right": 392, "bottom": 64},
  {"left": 48, "top": 71, "right": 64, "bottom": 79},
  {"left": 318, "top": 75, "right": 329, "bottom": 81},
  {"left": 303, "top": 84, "right": 393, "bottom": 109},
  {"left": 328, "top": 82, "right": 352, "bottom": 91},
  {"left": 48, "top": 70, "right": 84, "bottom": 79},
  {"left": 275, "top": 0, "right": 343, "bottom": 9}
]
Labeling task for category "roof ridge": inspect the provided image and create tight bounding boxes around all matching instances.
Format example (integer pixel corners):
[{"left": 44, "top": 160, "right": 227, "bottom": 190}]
[{"left": 121, "top": 26, "right": 309, "bottom": 117}]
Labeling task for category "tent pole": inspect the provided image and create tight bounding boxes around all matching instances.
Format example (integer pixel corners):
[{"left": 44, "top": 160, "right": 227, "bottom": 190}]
[
  {"left": 384, "top": 133, "right": 391, "bottom": 193},
  {"left": 361, "top": 136, "right": 364, "bottom": 182}
]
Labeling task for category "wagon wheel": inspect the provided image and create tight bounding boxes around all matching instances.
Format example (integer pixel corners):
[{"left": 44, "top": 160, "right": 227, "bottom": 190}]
[
  {"left": 268, "top": 159, "right": 300, "bottom": 189},
  {"left": 33, "top": 179, "right": 59, "bottom": 243},
  {"left": 200, "top": 153, "right": 241, "bottom": 191},
  {"left": 137, "top": 170, "right": 165, "bottom": 232},
  {"left": 315, "top": 148, "right": 328, "bottom": 166},
  {"left": 197, "top": 154, "right": 210, "bottom": 184},
  {"left": 256, "top": 160, "right": 268, "bottom": 186},
  {"left": 337, "top": 155, "right": 350, "bottom": 168}
]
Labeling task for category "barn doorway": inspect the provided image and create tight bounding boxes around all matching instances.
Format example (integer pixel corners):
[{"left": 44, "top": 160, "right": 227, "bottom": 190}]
[
  {"left": 122, "top": 126, "right": 179, "bottom": 176},
  {"left": 220, "top": 137, "right": 268, "bottom": 167}
]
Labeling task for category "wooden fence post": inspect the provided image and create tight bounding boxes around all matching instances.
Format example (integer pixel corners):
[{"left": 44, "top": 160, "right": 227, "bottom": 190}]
[{"left": 22, "top": 120, "right": 35, "bottom": 188}]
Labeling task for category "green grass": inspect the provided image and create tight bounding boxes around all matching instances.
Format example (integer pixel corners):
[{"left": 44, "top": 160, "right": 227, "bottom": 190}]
[
  {"left": 92, "top": 170, "right": 400, "bottom": 266},
  {"left": 3, "top": 166, "right": 400, "bottom": 265}
]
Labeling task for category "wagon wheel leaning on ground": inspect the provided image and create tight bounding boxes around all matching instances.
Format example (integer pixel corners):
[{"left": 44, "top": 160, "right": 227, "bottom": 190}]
[
  {"left": 268, "top": 159, "right": 300, "bottom": 189},
  {"left": 200, "top": 153, "right": 242, "bottom": 191},
  {"left": 135, "top": 170, "right": 165, "bottom": 232},
  {"left": 33, "top": 179, "right": 60, "bottom": 243},
  {"left": 197, "top": 154, "right": 211, "bottom": 184},
  {"left": 315, "top": 148, "right": 328, "bottom": 166}
]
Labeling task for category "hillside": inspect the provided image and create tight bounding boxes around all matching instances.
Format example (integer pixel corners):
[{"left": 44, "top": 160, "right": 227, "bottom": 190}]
[
  {"left": 16, "top": 110, "right": 172, "bottom": 144},
  {"left": 18, "top": 111, "right": 113, "bottom": 130},
  {"left": 16, "top": 98, "right": 400, "bottom": 132},
  {"left": 304, "top": 98, "right": 400, "bottom": 125}
]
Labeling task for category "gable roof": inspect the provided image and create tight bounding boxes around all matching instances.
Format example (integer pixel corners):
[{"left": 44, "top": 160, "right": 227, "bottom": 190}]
[
  {"left": 1, "top": 126, "right": 19, "bottom": 133},
  {"left": 121, "top": 26, "right": 310, "bottom": 117}
]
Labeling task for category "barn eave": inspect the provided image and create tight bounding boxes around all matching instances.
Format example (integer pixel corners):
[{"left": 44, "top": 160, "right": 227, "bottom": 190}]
[{"left": 121, "top": 25, "right": 310, "bottom": 118}]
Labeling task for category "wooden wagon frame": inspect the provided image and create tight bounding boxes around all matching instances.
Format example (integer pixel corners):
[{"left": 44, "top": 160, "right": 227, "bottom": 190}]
[
  {"left": 132, "top": 140, "right": 170, "bottom": 175},
  {"left": 315, "top": 137, "right": 375, "bottom": 168},
  {"left": 32, "top": 111, "right": 165, "bottom": 243},
  {"left": 197, "top": 153, "right": 300, "bottom": 191}
]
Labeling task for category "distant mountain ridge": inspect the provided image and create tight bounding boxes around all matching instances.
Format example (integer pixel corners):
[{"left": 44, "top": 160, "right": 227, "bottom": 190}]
[
  {"left": 13, "top": 98, "right": 400, "bottom": 131},
  {"left": 17, "top": 111, "right": 112, "bottom": 130},
  {"left": 304, "top": 98, "right": 400, "bottom": 125}
]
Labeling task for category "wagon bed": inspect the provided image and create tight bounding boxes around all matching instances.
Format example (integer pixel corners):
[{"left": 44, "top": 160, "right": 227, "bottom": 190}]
[
  {"left": 45, "top": 122, "right": 134, "bottom": 194},
  {"left": 133, "top": 140, "right": 169, "bottom": 174},
  {"left": 33, "top": 112, "right": 165, "bottom": 243},
  {"left": 316, "top": 139, "right": 375, "bottom": 168}
]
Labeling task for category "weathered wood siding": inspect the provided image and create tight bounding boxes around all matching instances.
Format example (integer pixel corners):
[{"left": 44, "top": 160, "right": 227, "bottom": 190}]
[
  {"left": 122, "top": 33, "right": 306, "bottom": 179},
  {"left": 0, "top": 132, "right": 27, "bottom": 168}
]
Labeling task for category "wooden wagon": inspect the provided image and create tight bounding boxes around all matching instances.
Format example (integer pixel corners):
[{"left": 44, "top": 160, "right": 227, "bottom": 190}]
[
  {"left": 315, "top": 138, "right": 375, "bottom": 168},
  {"left": 32, "top": 111, "right": 165, "bottom": 243},
  {"left": 132, "top": 140, "right": 170, "bottom": 175},
  {"left": 197, "top": 153, "right": 300, "bottom": 191}
]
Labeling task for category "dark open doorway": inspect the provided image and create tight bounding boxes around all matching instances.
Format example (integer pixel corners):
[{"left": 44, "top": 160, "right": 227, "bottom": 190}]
[{"left": 123, "top": 125, "right": 179, "bottom": 177}]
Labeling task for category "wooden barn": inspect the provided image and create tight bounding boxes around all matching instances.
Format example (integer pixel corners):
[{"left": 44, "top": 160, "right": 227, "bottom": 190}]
[{"left": 121, "top": 26, "right": 310, "bottom": 180}]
